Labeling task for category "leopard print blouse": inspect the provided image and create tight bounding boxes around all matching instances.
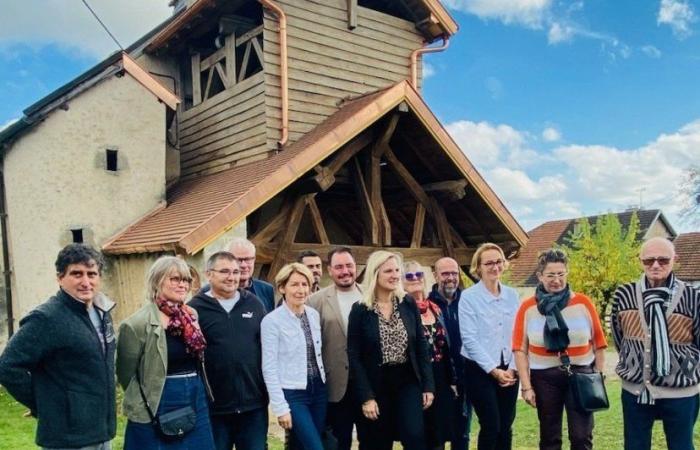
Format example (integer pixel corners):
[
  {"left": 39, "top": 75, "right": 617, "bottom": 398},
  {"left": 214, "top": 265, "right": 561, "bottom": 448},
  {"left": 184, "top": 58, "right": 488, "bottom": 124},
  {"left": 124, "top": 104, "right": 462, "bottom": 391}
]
[{"left": 373, "top": 299, "right": 408, "bottom": 365}]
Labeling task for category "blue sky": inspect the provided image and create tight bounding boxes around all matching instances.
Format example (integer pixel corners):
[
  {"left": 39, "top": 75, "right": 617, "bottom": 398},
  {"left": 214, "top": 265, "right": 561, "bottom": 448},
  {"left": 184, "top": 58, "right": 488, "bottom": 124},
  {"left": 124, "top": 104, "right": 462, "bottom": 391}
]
[{"left": 0, "top": 0, "right": 698, "bottom": 232}]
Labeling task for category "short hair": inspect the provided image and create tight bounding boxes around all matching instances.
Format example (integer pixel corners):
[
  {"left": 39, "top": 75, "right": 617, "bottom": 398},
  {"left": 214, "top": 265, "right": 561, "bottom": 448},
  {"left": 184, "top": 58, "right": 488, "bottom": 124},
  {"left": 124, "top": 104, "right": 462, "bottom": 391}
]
[
  {"left": 297, "top": 250, "right": 321, "bottom": 263},
  {"left": 327, "top": 246, "right": 353, "bottom": 265},
  {"left": 403, "top": 260, "right": 428, "bottom": 295},
  {"left": 274, "top": 262, "right": 314, "bottom": 294},
  {"left": 536, "top": 248, "right": 568, "bottom": 274},
  {"left": 469, "top": 243, "right": 508, "bottom": 279},
  {"left": 206, "top": 251, "right": 237, "bottom": 271},
  {"left": 360, "top": 250, "right": 405, "bottom": 307},
  {"left": 55, "top": 244, "right": 104, "bottom": 276},
  {"left": 226, "top": 237, "right": 256, "bottom": 255},
  {"left": 145, "top": 256, "right": 191, "bottom": 302}
]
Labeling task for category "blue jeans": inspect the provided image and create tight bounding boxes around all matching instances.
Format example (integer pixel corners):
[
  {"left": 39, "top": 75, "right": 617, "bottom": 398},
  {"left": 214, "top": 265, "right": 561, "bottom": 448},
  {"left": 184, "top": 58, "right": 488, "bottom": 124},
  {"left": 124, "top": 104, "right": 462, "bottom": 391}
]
[
  {"left": 210, "top": 407, "right": 268, "bottom": 450},
  {"left": 283, "top": 377, "right": 328, "bottom": 450},
  {"left": 124, "top": 374, "right": 215, "bottom": 450},
  {"left": 622, "top": 390, "right": 700, "bottom": 450}
]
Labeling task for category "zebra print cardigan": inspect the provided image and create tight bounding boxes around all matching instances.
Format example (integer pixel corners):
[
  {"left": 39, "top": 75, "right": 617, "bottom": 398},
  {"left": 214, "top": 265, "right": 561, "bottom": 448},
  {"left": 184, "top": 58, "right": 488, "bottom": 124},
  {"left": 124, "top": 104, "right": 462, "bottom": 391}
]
[{"left": 611, "top": 275, "right": 700, "bottom": 400}]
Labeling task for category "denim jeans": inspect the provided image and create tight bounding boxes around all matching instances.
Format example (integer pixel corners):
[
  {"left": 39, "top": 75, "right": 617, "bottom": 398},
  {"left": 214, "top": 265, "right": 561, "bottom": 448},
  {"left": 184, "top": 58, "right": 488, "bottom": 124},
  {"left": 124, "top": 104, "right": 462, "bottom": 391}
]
[
  {"left": 210, "top": 406, "right": 268, "bottom": 450},
  {"left": 621, "top": 390, "right": 700, "bottom": 450},
  {"left": 283, "top": 376, "right": 328, "bottom": 450}
]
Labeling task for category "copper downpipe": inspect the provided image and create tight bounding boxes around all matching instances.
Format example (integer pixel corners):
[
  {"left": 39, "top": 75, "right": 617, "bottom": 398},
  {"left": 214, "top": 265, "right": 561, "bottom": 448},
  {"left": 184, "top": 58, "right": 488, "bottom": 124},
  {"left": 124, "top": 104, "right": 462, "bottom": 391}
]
[
  {"left": 258, "top": 0, "right": 288, "bottom": 148},
  {"left": 409, "top": 36, "right": 449, "bottom": 89}
]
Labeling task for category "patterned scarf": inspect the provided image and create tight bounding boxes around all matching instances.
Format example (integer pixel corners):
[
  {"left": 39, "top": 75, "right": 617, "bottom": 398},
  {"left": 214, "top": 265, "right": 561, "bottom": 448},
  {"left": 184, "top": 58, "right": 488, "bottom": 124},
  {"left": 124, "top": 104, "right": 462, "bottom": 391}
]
[
  {"left": 155, "top": 297, "right": 207, "bottom": 360},
  {"left": 638, "top": 273, "right": 675, "bottom": 405},
  {"left": 415, "top": 297, "right": 442, "bottom": 319},
  {"left": 535, "top": 284, "right": 571, "bottom": 353}
]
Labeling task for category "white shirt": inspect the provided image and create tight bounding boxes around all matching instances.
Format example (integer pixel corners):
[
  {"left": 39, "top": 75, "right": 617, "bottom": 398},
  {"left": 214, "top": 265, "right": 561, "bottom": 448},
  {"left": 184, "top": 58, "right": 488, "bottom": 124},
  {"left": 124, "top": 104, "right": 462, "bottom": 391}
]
[
  {"left": 459, "top": 281, "right": 520, "bottom": 373},
  {"left": 206, "top": 290, "right": 241, "bottom": 313},
  {"left": 261, "top": 302, "right": 325, "bottom": 416},
  {"left": 337, "top": 288, "right": 362, "bottom": 332}
]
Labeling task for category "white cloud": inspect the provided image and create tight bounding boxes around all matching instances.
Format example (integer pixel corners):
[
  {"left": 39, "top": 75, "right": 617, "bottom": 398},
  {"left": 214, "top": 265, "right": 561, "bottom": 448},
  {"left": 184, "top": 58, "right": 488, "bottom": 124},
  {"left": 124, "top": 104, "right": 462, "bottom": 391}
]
[
  {"left": 641, "top": 45, "right": 662, "bottom": 58},
  {"left": 445, "top": 120, "right": 529, "bottom": 168},
  {"left": 486, "top": 167, "right": 567, "bottom": 200},
  {"left": 442, "top": 0, "right": 552, "bottom": 27},
  {"left": 542, "top": 127, "right": 561, "bottom": 142},
  {"left": 548, "top": 22, "right": 576, "bottom": 43},
  {"left": 423, "top": 62, "right": 436, "bottom": 79},
  {"left": 0, "top": 0, "right": 173, "bottom": 58},
  {"left": 658, "top": 0, "right": 696, "bottom": 39}
]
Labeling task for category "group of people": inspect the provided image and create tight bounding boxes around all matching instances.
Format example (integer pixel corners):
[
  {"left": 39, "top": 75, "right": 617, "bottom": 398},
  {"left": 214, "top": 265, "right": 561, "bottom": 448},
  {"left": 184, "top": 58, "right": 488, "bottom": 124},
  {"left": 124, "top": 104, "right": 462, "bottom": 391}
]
[{"left": 0, "top": 235, "right": 698, "bottom": 450}]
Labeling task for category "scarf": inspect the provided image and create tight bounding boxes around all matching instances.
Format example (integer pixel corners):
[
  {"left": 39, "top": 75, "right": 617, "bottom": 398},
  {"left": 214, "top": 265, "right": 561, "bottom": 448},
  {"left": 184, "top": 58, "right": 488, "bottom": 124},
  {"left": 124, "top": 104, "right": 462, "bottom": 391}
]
[
  {"left": 638, "top": 273, "right": 675, "bottom": 405},
  {"left": 415, "top": 297, "right": 442, "bottom": 320},
  {"left": 535, "top": 284, "right": 571, "bottom": 353},
  {"left": 156, "top": 297, "right": 207, "bottom": 360}
]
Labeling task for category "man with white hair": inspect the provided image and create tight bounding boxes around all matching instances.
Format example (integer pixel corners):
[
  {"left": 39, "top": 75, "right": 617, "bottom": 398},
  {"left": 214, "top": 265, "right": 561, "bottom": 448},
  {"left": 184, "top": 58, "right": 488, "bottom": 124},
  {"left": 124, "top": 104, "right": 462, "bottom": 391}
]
[
  {"left": 226, "top": 237, "right": 275, "bottom": 312},
  {"left": 611, "top": 236, "right": 700, "bottom": 450}
]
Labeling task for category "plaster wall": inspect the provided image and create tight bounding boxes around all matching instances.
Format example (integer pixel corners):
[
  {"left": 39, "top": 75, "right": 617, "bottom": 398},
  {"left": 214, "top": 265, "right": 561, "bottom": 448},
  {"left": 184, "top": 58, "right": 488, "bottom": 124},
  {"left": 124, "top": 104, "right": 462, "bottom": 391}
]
[
  {"left": 3, "top": 74, "right": 166, "bottom": 327},
  {"left": 644, "top": 220, "right": 673, "bottom": 240}
]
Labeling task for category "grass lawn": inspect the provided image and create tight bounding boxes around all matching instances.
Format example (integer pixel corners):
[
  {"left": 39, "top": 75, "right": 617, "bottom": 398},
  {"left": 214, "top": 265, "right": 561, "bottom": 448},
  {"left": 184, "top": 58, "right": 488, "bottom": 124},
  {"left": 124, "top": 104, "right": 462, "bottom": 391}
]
[{"left": 1, "top": 381, "right": 699, "bottom": 449}]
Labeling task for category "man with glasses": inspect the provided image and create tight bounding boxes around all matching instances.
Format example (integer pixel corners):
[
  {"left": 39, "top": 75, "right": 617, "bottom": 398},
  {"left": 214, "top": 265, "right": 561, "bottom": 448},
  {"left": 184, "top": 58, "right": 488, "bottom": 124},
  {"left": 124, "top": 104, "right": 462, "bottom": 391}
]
[
  {"left": 611, "top": 237, "right": 700, "bottom": 450},
  {"left": 307, "top": 247, "right": 363, "bottom": 450},
  {"left": 428, "top": 257, "right": 472, "bottom": 450},
  {"left": 227, "top": 237, "right": 275, "bottom": 312},
  {"left": 189, "top": 251, "right": 269, "bottom": 450}
]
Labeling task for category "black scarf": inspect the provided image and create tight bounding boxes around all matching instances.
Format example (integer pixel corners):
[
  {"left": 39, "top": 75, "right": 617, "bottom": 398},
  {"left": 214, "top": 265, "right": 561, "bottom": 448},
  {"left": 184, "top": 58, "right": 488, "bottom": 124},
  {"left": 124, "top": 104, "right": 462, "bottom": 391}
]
[{"left": 535, "top": 284, "right": 571, "bottom": 352}]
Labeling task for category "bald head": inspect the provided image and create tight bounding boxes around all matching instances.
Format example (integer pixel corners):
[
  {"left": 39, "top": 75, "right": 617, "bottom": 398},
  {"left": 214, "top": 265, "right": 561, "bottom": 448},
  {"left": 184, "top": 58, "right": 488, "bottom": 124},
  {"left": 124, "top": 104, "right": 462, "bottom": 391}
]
[
  {"left": 640, "top": 237, "right": 676, "bottom": 287},
  {"left": 640, "top": 237, "right": 675, "bottom": 257},
  {"left": 434, "top": 257, "right": 460, "bottom": 300}
]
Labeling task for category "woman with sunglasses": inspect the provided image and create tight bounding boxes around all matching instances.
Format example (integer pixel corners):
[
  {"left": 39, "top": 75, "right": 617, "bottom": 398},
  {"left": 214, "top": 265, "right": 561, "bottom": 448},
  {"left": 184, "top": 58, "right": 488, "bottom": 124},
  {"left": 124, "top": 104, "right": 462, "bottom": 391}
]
[
  {"left": 403, "top": 260, "right": 457, "bottom": 450},
  {"left": 116, "top": 256, "right": 215, "bottom": 449},
  {"left": 513, "top": 249, "right": 606, "bottom": 450},
  {"left": 459, "top": 243, "right": 520, "bottom": 450},
  {"left": 347, "top": 251, "right": 434, "bottom": 450}
]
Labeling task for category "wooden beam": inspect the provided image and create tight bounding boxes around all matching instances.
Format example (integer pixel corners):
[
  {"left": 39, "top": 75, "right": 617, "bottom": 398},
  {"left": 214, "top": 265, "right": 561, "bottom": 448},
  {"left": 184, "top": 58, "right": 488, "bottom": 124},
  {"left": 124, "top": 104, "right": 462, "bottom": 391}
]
[
  {"left": 422, "top": 179, "right": 468, "bottom": 199},
  {"left": 306, "top": 195, "right": 330, "bottom": 245},
  {"left": 372, "top": 113, "right": 400, "bottom": 157},
  {"left": 268, "top": 196, "right": 307, "bottom": 279},
  {"left": 249, "top": 200, "right": 293, "bottom": 245},
  {"left": 380, "top": 202, "right": 392, "bottom": 246},
  {"left": 395, "top": 135, "right": 441, "bottom": 178},
  {"left": 238, "top": 40, "right": 252, "bottom": 82},
  {"left": 384, "top": 147, "right": 431, "bottom": 207},
  {"left": 347, "top": 0, "right": 357, "bottom": 29},
  {"left": 225, "top": 33, "right": 236, "bottom": 86},
  {"left": 191, "top": 53, "right": 201, "bottom": 105},
  {"left": 314, "top": 131, "right": 373, "bottom": 191},
  {"left": 411, "top": 203, "right": 426, "bottom": 248},
  {"left": 251, "top": 36, "right": 265, "bottom": 69},
  {"left": 430, "top": 197, "right": 455, "bottom": 258},
  {"left": 352, "top": 157, "right": 379, "bottom": 245}
]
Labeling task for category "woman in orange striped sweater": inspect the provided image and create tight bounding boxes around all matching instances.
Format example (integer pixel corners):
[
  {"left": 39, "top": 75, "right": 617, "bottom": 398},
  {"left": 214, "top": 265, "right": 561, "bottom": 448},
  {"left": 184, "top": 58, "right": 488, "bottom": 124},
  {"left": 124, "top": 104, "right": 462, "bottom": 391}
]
[{"left": 512, "top": 249, "right": 607, "bottom": 450}]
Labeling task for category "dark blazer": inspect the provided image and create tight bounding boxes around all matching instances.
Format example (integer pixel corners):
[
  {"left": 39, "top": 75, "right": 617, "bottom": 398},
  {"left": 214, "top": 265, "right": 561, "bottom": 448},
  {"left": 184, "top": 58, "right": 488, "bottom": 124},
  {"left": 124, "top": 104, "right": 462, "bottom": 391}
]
[
  {"left": 347, "top": 295, "right": 435, "bottom": 403},
  {"left": 250, "top": 278, "right": 275, "bottom": 312}
]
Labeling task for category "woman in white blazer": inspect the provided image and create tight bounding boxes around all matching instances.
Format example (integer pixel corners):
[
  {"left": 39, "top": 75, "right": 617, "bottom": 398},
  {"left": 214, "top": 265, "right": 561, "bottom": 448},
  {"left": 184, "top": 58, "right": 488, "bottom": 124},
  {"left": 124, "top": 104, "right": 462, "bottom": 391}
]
[{"left": 262, "top": 263, "right": 326, "bottom": 450}]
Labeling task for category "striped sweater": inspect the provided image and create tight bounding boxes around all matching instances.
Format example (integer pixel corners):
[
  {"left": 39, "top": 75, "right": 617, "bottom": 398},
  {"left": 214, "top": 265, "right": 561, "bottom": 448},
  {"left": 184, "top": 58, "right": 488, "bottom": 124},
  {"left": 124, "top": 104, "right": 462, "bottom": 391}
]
[
  {"left": 512, "top": 293, "right": 607, "bottom": 370},
  {"left": 611, "top": 277, "right": 700, "bottom": 399}
]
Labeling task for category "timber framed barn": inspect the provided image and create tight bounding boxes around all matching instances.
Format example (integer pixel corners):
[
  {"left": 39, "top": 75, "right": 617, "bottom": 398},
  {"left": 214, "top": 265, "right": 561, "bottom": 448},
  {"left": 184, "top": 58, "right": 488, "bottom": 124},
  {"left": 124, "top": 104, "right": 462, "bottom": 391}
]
[{"left": 0, "top": 0, "right": 527, "bottom": 339}]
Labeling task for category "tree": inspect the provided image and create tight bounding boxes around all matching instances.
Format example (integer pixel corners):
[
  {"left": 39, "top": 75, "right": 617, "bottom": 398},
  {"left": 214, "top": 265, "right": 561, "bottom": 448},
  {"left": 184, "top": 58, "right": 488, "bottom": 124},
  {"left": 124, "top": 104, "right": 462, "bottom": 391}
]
[
  {"left": 679, "top": 166, "right": 700, "bottom": 226},
  {"left": 558, "top": 212, "right": 641, "bottom": 326}
]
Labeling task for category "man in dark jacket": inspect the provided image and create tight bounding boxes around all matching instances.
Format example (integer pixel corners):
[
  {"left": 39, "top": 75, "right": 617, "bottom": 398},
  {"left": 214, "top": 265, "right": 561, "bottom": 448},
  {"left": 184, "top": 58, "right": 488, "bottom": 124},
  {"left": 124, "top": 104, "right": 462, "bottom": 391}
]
[
  {"left": 189, "top": 251, "right": 268, "bottom": 450},
  {"left": 428, "top": 257, "right": 472, "bottom": 450},
  {"left": 0, "top": 244, "right": 116, "bottom": 450},
  {"left": 228, "top": 237, "right": 275, "bottom": 311}
]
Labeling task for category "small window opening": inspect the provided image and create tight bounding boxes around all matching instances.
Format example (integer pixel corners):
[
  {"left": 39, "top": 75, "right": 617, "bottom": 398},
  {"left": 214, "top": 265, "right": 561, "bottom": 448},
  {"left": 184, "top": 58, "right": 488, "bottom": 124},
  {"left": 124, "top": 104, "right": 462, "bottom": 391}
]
[
  {"left": 71, "top": 229, "right": 84, "bottom": 243},
  {"left": 106, "top": 149, "right": 118, "bottom": 172}
]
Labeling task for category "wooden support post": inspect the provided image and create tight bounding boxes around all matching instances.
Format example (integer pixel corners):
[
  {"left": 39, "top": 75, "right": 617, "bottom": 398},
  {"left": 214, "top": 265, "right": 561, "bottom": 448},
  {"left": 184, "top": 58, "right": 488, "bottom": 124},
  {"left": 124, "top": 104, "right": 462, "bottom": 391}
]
[
  {"left": 268, "top": 196, "right": 307, "bottom": 279},
  {"left": 430, "top": 197, "right": 455, "bottom": 258},
  {"left": 306, "top": 195, "right": 330, "bottom": 245},
  {"left": 347, "top": 0, "right": 357, "bottom": 29},
  {"left": 250, "top": 200, "right": 293, "bottom": 245},
  {"left": 191, "top": 53, "right": 202, "bottom": 105},
  {"left": 238, "top": 40, "right": 252, "bottom": 82},
  {"left": 251, "top": 36, "right": 265, "bottom": 69},
  {"left": 352, "top": 157, "right": 379, "bottom": 245},
  {"left": 411, "top": 203, "right": 426, "bottom": 248},
  {"left": 225, "top": 33, "right": 236, "bottom": 86},
  {"left": 371, "top": 113, "right": 400, "bottom": 158},
  {"left": 384, "top": 148, "right": 431, "bottom": 207},
  {"left": 313, "top": 132, "right": 372, "bottom": 191}
]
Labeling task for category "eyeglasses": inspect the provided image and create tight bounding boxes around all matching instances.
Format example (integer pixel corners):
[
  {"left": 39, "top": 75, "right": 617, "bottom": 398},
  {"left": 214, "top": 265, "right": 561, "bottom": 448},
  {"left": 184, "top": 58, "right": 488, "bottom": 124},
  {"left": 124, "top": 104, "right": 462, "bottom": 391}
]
[
  {"left": 482, "top": 259, "right": 505, "bottom": 268},
  {"left": 439, "top": 271, "right": 459, "bottom": 278},
  {"left": 542, "top": 272, "right": 568, "bottom": 280},
  {"left": 641, "top": 257, "right": 671, "bottom": 267},
  {"left": 404, "top": 272, "right": 424, "bottom": 281},
  {"left": 168, "top": 276, "right": 192, "bottom": 285},
  {"left": 209, "top": 268, "right": 240, "bottom": 277},
  {"left": 235, "top": 256, "right": 255, "bottom": 264}
]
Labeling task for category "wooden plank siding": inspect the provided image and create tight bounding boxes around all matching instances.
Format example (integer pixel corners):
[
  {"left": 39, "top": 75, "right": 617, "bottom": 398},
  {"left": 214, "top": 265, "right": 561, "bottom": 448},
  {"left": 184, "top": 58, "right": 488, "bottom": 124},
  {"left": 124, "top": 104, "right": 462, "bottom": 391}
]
[
  {"left": 179, "top": 72, "right": 267, "bottom": 178},
  {"left": 263, "top": 0, "right": 423, "bottom": 147}
]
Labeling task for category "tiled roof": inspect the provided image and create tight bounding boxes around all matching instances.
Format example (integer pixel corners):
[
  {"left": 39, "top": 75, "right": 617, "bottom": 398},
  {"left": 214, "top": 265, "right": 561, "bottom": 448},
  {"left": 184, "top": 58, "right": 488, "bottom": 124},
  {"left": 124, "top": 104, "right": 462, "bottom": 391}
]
[
  {"left": 675, "top": 232, "right": 700, "bottom": 281},
  {"left": 103, "top": 80, "right": 527, "bottom": 255},
  {"left": 509, "top": 209, "right": 676, "bottom": 287}
]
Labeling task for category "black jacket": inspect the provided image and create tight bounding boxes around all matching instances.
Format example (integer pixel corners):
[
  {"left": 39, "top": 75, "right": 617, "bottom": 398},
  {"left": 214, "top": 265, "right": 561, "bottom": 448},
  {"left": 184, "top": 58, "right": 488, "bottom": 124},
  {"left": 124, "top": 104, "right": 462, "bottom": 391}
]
[
  {"left": 428, "top": 284, "right": 465, "bottom": 385},
  {"left": 347, "top": 295, "right": 435, "bottom": 403},
  {"left": 188, "top": 288, "right": 268, "bottom": 414},
  {"left": 0, "top": 290, "right": 116, "bottom": 448}
]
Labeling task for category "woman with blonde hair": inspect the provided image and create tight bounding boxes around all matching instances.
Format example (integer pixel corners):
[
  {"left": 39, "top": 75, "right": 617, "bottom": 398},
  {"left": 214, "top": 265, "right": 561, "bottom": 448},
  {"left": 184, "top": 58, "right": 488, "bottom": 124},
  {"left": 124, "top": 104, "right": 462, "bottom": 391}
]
[
  {"left": 116, "top": 256, "right": 214, "bottom": 449},
  {"left": 403, "top": 260, "right": 457, "bottom": 450},
  {"left": 347, "top": 250, "right": 434, "bottom": 450},
  {"left": 459, "top": 243, "right": 520, "bottom": 450},
  {"left": 261, "top": 263, "right": 326, "bottom": 450}
]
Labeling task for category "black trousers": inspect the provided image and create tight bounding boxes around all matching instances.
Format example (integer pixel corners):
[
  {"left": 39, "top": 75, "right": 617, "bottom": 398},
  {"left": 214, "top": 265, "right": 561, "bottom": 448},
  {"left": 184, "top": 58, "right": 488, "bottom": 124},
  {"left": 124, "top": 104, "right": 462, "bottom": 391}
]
[
  {"left": 357, "top": 363, "right": 426, "bottom": 450},
  {"left": 327, "top": 388, "right": 361, "bottom": 450},
  {"left": 463, "top": 358, "right": 518, "bottom": 450}
]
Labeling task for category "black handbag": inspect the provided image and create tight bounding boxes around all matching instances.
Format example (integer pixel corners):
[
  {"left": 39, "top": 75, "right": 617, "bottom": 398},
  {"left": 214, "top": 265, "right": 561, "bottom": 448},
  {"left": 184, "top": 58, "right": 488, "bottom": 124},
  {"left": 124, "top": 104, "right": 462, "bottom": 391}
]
[
  {"left": 559, "top": 354, "right": 609, "bottom": 413},
  {"left": 136, "top": 368, "right": 197, "bottom": 440}
]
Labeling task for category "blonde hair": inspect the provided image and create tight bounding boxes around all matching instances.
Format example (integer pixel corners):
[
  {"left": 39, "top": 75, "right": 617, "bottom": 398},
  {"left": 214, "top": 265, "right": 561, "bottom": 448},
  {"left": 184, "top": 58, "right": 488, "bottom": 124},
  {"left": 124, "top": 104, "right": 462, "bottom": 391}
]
[
  {"left": 146, "top": 256, "right": 191, "bottom": 302},
  {"left": 469, "top": 243, "right": 509, "bottom": 279},
  {"left": 403, "top": 260, "right": 428, "bottom": 297},
  {"left": 274, "top": 262, "right": 314, "bottom": 296},
  {"left": 360, "top": 250, "right": 405, "bottom": 306}
]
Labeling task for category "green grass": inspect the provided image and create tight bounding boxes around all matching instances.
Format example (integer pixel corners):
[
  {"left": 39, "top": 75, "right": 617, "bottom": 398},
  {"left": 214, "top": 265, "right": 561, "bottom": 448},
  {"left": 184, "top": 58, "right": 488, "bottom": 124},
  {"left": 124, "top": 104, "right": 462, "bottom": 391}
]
[{"left": 1, "top": 381, "right": 699, "bottom": 449}]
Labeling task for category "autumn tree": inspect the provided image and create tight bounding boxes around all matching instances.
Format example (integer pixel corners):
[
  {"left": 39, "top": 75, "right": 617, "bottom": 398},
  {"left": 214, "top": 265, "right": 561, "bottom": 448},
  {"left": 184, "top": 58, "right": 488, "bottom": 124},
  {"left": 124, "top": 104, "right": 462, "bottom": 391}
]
[{"left": 558, "top": 212, "right": 642, "bottom": 326}]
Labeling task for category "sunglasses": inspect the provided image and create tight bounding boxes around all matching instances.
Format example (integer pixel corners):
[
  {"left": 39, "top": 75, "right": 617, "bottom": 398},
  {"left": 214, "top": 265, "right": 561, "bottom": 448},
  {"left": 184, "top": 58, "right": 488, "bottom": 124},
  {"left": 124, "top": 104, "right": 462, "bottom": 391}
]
[
  {"left": 641, "top": 257, "right": 672, "bottom": 267},
  {"left": 404, "top": 271, "right": 424, "bottom": 281}
]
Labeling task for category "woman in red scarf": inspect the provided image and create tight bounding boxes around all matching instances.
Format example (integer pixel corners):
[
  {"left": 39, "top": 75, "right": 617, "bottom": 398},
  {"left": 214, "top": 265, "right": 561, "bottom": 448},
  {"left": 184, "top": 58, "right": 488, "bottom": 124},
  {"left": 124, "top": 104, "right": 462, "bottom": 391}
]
[
  {"left": 403, "top": 260, "right": 457, "bottom": 450},
  {"left": 116, "top": 256, "right": 214, "bottom": 449}
]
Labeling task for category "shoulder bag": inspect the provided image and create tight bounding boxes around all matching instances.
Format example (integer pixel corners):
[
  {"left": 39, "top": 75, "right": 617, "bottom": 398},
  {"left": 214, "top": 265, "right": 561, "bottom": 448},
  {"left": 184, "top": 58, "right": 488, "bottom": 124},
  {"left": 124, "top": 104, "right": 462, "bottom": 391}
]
[{"left": 560, "top": 353, "right": 609, "bottom": 413}]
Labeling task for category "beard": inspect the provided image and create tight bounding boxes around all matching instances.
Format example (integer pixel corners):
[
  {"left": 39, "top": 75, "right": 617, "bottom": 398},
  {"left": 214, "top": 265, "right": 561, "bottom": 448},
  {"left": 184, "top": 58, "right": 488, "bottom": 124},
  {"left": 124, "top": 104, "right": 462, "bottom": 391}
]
[{"left": 442, "top": 284, "right": 457, "bottom": 298}]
